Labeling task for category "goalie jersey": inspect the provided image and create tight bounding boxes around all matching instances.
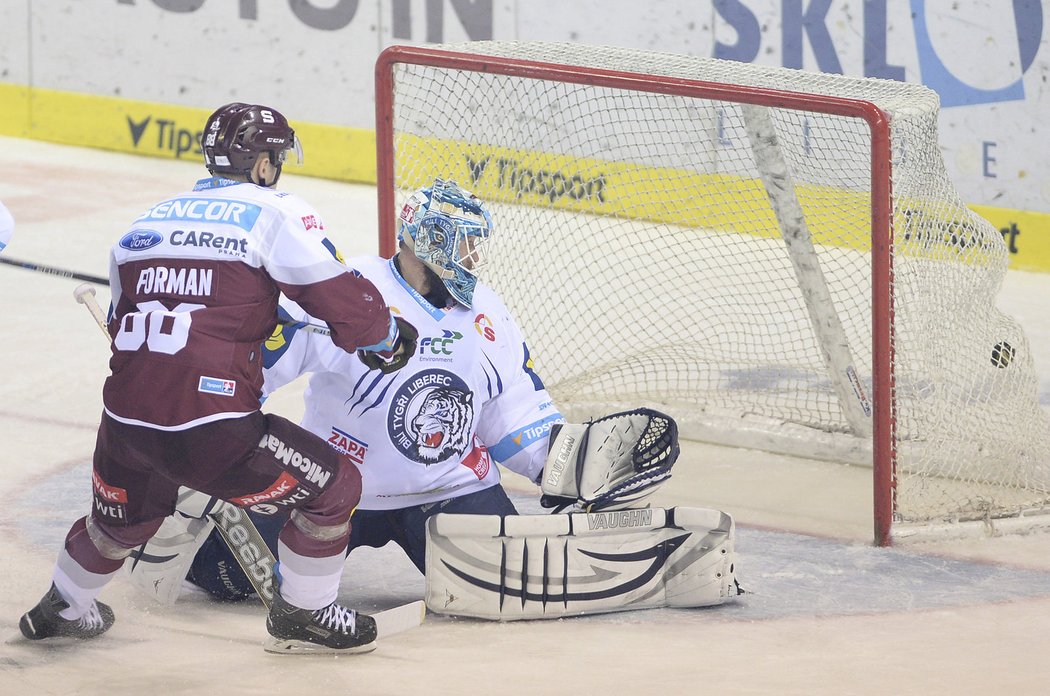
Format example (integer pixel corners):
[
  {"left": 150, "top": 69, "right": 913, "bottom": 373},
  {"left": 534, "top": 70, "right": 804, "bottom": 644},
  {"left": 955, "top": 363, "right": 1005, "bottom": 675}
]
[{"left": 264, "top": 256, "right": 564, "bottom": 510}]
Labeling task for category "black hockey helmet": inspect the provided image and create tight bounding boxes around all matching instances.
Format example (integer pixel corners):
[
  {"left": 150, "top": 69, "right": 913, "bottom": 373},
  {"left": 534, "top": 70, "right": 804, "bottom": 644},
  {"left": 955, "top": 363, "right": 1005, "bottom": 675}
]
[{"left": 199, "top": 102, "right": 303, "bottom": 186}]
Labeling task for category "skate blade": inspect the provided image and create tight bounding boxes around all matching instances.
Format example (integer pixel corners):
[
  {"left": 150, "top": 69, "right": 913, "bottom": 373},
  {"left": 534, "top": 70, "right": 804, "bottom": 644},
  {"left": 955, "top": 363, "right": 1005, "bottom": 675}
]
[{"left": 264, "top": 637, "right": 378, "bottom": 655}]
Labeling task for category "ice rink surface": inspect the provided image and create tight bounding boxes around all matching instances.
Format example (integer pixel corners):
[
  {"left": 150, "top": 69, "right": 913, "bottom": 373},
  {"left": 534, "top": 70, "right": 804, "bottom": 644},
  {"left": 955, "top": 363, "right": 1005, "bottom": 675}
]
[{"left": 3, "top": 136, "right": 1050, "bottom": 695}]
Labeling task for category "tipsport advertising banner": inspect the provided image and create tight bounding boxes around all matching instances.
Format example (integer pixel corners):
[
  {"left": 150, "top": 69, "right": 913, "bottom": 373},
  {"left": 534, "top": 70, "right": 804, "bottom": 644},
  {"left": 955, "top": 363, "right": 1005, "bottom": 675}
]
[{"left": 0, "top": 1, "right": 1046, "bottom": 266}]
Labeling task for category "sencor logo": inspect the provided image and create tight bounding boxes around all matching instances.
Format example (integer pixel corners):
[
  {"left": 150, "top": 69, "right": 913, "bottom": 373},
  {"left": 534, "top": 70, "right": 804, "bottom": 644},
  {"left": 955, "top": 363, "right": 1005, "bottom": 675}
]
[{"left": 118, "top": 230, "right": 163, "bottom": 251}]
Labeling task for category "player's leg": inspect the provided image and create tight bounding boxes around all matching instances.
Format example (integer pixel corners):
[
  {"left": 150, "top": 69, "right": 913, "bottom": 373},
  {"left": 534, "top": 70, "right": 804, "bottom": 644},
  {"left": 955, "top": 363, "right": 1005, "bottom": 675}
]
[
  {"left": 21, "top": 413, "right": 174, "bottom": 640},
  {"left": 391, "top": 484, "right": 519, "bottom": 572},
  {"left": 187, "top": 507, "right": 392, "bottom": 601},
  {"left": 200, "top": 413, "right": 377, "bottom": 654}
]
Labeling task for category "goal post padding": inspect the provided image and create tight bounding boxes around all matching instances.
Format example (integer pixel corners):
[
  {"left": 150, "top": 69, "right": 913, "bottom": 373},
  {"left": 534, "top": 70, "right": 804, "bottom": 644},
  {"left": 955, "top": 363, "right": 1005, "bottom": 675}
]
[{"left": 375, "top": 42, "right": 1050, "bottom": 544}]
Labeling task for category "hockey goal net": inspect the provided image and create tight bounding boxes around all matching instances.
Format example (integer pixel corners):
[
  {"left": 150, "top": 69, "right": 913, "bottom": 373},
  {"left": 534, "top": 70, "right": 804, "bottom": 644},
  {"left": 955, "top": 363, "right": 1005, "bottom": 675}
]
[{"left": 375, "top": 42, "right": 1050, "bottom": 544}]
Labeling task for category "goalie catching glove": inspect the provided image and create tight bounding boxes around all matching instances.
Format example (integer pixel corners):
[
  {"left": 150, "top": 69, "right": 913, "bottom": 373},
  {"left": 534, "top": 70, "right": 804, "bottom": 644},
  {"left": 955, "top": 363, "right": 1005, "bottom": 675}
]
[{"left": 540, "top": 408, "right": 679, "bottom": 512}]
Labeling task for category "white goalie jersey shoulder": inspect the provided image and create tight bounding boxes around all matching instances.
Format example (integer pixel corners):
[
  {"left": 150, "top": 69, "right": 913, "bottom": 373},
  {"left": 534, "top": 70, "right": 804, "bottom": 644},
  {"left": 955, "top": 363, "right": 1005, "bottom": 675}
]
[{"left": 424, "top": 506, "right": 740, "bottom": 620}]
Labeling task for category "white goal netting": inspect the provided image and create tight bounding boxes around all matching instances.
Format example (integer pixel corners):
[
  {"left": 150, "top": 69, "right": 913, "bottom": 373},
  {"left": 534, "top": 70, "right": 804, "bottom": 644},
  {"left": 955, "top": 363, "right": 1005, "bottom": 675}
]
[{"left": 379, "top": 41, "right": 1050, "bottom": 539}]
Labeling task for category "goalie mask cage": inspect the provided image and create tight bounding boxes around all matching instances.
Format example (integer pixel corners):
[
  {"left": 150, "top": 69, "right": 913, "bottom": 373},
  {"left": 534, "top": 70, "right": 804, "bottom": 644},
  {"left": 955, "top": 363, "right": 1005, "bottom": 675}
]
[{"left": 375, "top": 42, "right": 1050, "bottom": 545}]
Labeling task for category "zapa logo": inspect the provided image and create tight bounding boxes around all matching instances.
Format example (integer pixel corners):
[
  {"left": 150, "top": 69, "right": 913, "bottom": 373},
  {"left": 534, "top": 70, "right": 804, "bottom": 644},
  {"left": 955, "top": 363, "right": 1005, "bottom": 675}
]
[{"left": 327, "top": 426, "right": 368, "bottom": 466}]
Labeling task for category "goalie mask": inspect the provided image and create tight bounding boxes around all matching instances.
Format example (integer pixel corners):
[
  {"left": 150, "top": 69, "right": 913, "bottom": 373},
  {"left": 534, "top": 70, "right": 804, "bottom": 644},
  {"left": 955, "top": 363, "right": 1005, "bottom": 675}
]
[
  {"left": 200, "top": 102, "right": 303, "bottom": 187},
  {"left": 397, "top": 179, "right": 493, "bottom": 307}
]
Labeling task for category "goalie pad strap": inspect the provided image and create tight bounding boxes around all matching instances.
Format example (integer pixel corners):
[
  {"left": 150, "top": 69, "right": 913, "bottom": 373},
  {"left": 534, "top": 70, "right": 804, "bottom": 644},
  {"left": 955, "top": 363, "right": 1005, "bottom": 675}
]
[{"left": 424, "top": 507, "right": 738, "bottom": 620}]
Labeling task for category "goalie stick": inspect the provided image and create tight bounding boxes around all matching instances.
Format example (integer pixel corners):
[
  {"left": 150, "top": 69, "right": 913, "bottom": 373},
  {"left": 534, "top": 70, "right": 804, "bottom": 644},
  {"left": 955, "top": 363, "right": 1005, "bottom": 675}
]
[
  {"left": 372, "top": 600, "right": 427, "bottom": 639},
  {"left": 75, "top": 284, "right": 427, "bottom": 633}
]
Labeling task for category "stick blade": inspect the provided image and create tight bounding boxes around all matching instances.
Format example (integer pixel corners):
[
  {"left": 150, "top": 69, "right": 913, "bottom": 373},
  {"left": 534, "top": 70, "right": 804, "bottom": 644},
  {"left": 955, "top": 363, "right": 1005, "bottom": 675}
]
[{"left": 373, "top": 600, "right": 426, "bottom": 638}]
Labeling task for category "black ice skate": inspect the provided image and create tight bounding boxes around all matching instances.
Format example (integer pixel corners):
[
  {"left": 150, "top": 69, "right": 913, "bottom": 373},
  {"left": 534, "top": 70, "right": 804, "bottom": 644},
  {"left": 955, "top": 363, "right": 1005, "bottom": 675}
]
[
  {"left": 265, "top": 592, "right": 378, "bottom": 655},
  {"left": 19, "top": 584, "right": 115, "bottom": 640}
]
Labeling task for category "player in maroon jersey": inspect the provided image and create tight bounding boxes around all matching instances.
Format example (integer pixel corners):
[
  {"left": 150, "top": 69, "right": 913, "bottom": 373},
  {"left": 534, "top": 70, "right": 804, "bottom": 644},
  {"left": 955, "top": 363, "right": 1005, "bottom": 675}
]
[{"left": 20, "top": 103, "right": 417, "bottom": 654}]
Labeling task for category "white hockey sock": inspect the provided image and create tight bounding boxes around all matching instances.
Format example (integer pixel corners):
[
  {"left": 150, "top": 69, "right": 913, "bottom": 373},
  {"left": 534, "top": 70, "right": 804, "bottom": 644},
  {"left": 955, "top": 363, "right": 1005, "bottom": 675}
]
[
  {"left": 276, "top": 540, "right": 347, "bottom": 611},
  {"left": 53, "top": 549, "right": 119, "bottom": 619}
]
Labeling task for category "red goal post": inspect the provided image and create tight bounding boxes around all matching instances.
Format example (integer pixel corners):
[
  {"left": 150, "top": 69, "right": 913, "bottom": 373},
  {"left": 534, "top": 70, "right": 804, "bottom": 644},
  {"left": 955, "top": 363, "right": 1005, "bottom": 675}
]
[{"left": 374, "top": 42, "right": 1049, "bottom": 545}]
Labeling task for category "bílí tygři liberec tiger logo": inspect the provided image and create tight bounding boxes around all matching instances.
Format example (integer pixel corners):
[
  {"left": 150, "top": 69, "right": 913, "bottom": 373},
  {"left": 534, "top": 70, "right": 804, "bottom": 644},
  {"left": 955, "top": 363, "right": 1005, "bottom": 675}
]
[{"left": 388, "top": 369, "right": 475, "bottom": 464}]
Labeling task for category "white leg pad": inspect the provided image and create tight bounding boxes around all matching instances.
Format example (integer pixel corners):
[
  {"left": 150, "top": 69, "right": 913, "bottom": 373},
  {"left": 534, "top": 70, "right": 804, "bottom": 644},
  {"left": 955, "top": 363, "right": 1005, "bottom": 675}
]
[
  {"left": 424, "top": 507, "right": 739, "bottom": 620},
  {"left": 124, "top": 488, "right": 225, "bottom": 604},
  {"left": 125, "top": 512, "right": 215, "bottom": 605}
]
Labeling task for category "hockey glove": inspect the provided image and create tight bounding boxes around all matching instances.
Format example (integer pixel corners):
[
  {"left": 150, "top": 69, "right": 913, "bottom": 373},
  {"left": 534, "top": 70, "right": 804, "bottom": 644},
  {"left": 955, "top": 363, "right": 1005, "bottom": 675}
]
[
  {"left": 539, "top": 408, "right": 680, "bottom": 512},
  {"left": 358, "top": 316, "right": 418, "bottom": 374}
]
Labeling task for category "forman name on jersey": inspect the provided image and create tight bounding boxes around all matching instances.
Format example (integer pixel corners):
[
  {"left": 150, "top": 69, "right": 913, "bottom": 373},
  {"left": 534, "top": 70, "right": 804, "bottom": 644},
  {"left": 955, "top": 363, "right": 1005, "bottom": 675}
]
[{"left": 135, "top": 266, "right": 213, "bottom": 296}]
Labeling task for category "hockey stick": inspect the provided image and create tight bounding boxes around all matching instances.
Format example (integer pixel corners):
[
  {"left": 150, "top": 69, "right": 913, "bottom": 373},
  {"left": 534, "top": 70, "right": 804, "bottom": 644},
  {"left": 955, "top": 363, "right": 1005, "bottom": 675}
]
[
  {"left": 9, "top": 256, "right": 334, "bottom": 335},
  {"left": 72, "top": 283, "right": 330, "bottom": 341},
  {"left": 73, "top": 284, "right": 111, "bottom": 339},
  {"left": 74, "top": 283, "right": 280, "bottom": 609},
  {"left": 1, "top": 255, "right": 109, "bottom": 284},
  {"left": 373, "top": 600, "right": 426, "bottom": 638}
]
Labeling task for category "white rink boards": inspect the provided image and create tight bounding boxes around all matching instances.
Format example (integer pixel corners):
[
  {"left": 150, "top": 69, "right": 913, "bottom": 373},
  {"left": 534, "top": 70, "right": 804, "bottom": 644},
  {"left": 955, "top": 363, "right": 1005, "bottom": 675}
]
[{"left": 3, "top": 136, "right": 1050, "bottom": 695}]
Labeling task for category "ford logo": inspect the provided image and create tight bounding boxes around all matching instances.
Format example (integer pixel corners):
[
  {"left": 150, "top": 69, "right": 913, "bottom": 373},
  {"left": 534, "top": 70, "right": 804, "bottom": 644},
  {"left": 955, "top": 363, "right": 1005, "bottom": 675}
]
[{"left": 119, "top": 229, "right": 163, "bottom": 251}]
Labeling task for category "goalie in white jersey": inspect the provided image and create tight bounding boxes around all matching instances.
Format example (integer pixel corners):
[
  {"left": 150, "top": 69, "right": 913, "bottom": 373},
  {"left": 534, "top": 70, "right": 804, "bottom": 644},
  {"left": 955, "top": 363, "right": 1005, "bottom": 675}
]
[{"left": 181, "top": 179, "right": 565, "bottom": 599}]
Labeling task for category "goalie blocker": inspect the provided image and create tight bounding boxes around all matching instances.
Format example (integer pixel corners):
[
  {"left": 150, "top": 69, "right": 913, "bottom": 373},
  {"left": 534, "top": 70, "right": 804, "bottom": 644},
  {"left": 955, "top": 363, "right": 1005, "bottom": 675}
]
[{"left": 425, "top": 506, "right": 740, "bottom": 620}]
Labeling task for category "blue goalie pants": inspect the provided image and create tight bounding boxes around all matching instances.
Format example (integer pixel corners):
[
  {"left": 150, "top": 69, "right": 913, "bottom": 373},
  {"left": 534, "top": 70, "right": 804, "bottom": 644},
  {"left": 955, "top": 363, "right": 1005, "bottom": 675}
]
[{"left": 187, "top": 484, "right": 518, "bottom": 601}]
